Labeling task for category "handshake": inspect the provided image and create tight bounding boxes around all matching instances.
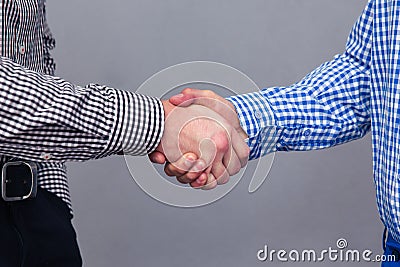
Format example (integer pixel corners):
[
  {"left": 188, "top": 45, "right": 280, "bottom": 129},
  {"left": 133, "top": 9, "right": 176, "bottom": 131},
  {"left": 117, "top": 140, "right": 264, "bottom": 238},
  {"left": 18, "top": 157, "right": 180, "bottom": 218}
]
[{"left": 149, "top": 88, "right": 250, "bottom": 189}]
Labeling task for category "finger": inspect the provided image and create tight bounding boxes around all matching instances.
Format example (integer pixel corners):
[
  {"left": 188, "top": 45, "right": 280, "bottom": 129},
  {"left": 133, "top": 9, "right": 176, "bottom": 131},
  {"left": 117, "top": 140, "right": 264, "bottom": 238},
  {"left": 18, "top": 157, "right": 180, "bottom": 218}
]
[
  {"left": 190, "top": 173, "right": 208, "bottom": 189},
  {"left": 164, "top": 163, "right": 178, "bottom": 177},
  {"left": 170, "top": 89, "right": 232, "bottom": 114},
  {"left": 212, "top": 155, "right": 230, "bottom": 185},
  {"left": 210, "top": 141, "right": 230, "bottom": 184},
  {"left": 222, "top": 144, "right": 242, "bottom": 176},
  {"left": 213, "top": 154, "right": 230, "bottom": 185},
  {"left": 169, "top": 93, "right": 196, "bottom": 107},
  {"left": 163, "top": 153, "right": 198, "bottom": 177},
  {"left": 203, "top": 173, "right": 218, "bottom": 190},
  {"left": 169, "top": 88, "right": 211, "bottom": 107},
  {"left": 216, "top": 170, "right": 230, "bottom": 185},
  {"left": 148, "top": 151, "right": 167, "bottom": 164},
  {"left": 176, "top": 159, "right": 207, "bottom": 184},
  {"left": 197, "top": 136, "right": 218, "bottom": 171},
  {"left": 197, "top": 128, "right": 230, "bottom": 188},
  {"left": 198, "top": 131, "right": 228, "bottom": 174},
  {"left": 181, "top": 88, "right": 221, "bottom": 101}
]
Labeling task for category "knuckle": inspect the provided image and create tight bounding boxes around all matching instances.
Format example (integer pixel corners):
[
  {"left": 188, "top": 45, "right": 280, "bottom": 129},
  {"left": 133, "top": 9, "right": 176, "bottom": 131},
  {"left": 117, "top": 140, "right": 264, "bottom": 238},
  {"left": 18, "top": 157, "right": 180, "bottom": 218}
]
[
  {"left": 230, "top": 164, "right": 241, "bottom": 175},
  {"left": 240, "top": 154, "right": 249, "bottom": 167},
  {"left": 204, "top": 90, "right": 214, "bottom": 97},
  {"left": 209, "top": 182, "right": 218, "bottom": 190},
  {"left": 203, "top": 89, "right": 211, "bottom": 96},
  {"left": 213, "top": 133, "right": 230, "bottom": 152},
  {"left": 205, "top": 176, "right": 218, "bottom": 190},
  {"left": 182, "top": 88, "right": 192, "bottom": 94},
  {"left": 218, "top": 173, "right": 229, "bottom": 185},
  {"left": 211, "top": 164, "right": 225, "bottom": 178},
  {"left": 240, "top": 159, "right": 249, "bottom": 168},
  {"left": 221, "top": 178, "right": 229, "bottom": 185}
]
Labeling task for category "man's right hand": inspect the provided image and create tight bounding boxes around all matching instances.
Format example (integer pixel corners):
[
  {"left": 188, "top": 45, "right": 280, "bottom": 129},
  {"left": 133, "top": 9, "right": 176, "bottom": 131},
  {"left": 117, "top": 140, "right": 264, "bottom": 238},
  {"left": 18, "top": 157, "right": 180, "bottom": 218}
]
[
  {"left": 155, "top": 100, "right": 249, "bottom": 189},
  {"left": 169, "top": 88, "right": 248, "bottom": 140}
]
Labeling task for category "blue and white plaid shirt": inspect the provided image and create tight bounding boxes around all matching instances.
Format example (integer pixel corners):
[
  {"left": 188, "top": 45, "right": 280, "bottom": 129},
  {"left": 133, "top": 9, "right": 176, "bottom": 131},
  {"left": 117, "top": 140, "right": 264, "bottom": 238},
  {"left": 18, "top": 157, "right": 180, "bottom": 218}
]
[{"left": 228, "top": 0, "right": 400, "bottom": 241}]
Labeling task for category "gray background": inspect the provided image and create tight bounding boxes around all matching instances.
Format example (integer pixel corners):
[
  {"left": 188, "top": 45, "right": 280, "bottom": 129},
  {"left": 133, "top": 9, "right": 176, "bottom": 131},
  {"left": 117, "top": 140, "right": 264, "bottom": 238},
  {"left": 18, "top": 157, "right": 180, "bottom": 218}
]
[{"left": 46, "top": 0, "right": 380, "bottom": 266}]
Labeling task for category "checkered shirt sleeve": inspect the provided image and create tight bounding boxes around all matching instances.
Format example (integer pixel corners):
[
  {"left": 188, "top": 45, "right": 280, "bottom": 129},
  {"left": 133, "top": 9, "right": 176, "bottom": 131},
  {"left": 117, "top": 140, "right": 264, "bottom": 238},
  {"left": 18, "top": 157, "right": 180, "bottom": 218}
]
[{"left": 227, "top": 1, "right": 373, "bottom": 161}]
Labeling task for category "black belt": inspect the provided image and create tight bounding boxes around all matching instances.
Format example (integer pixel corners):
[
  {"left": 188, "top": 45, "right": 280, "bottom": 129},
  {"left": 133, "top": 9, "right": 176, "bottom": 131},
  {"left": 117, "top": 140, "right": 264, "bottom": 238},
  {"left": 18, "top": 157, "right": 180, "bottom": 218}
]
[{"left": 1, "top": 161, "right": 37, "bottom": 202}]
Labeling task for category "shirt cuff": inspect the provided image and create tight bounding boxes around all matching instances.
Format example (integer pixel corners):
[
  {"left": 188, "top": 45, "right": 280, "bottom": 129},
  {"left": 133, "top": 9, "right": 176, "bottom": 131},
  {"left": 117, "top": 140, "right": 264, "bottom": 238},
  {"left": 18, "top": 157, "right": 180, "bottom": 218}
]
[
  {"left": 226, "top": 91, "right": 282, "bottom": 159},
  {"left": 106, "top": 90, "right": 164, "bottom": 156}
]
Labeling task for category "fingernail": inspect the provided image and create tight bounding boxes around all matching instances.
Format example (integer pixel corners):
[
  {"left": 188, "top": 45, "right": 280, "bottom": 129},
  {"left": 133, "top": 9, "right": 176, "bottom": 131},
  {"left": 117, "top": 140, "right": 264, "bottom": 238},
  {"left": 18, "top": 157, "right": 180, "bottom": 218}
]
[
  {"left": 174, "top": 94, "right": 184, "bottom": 98},
  {"left": 184, "top": 158, "right": 194, "bottom": 168},
  {"left": 193, "top": 162, "right": 205, "bottom": 172},
  {"left": 187, "top": 154, "right": 196, "bottom": 160}
]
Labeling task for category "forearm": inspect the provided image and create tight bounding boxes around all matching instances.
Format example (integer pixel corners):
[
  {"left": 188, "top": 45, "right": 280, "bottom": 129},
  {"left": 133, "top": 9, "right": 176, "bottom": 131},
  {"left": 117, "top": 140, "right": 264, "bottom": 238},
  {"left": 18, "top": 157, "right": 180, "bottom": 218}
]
[
  {"left": 227, "top": 1, "right": 373, "bottom": 160},
  {"left": 0, "top": 56, "right": 164, "bottom": 162},
  {"left": 228, "top": 52, "right": 371, "bottom": 160}
]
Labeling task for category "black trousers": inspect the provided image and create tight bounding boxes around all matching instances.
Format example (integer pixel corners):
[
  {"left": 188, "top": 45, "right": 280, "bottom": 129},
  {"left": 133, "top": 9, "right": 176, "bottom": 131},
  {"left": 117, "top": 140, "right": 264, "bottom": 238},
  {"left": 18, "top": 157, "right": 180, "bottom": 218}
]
[{"left": 0, "top": 187, "right": 82, "bottom": 267}]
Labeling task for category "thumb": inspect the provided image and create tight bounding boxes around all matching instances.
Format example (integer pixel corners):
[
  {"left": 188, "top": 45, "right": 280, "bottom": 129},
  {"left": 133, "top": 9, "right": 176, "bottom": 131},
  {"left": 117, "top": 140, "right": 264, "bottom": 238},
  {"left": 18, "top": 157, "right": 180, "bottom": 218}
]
[{"left": 149, "top": 151, "right": 167, "bottom": 164}]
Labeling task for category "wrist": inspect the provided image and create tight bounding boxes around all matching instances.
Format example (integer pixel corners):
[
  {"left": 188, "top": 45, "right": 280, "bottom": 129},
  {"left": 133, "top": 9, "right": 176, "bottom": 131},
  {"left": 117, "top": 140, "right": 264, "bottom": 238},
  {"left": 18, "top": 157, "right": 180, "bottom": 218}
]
[
  {"left": 157, "top": 100, "right": 176, "bottom": 153},
  {"left": 225, "top": 99, "right": 248, "bottom": 140},
  {"left": 162, "top": 99, "right": 175, "bottom": 119}
]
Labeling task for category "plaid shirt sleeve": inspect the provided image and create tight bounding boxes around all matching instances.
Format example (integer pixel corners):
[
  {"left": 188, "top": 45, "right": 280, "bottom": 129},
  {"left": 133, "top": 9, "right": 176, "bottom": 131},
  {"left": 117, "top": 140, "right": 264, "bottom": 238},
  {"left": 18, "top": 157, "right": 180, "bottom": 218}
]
[
  {"left": 0, "top": 56, "right": 164, "bottom": 162},
  {"left": 227, "top": 1, "right": 373, "bottom": 160}
]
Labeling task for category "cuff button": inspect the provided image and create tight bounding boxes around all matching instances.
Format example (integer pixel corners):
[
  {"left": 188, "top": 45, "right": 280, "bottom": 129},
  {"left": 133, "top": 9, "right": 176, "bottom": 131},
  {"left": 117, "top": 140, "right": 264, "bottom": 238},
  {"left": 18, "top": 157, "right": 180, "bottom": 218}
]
[{"left": 255, "top": 111, "right": 262, "bottom": 119}]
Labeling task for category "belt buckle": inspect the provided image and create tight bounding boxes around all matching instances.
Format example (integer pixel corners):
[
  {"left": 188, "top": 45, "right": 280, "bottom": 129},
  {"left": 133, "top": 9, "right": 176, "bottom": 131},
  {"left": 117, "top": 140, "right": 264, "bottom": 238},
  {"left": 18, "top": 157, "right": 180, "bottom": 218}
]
[{"left": 1, "top": 161, "right": 37, "bottom": 202}]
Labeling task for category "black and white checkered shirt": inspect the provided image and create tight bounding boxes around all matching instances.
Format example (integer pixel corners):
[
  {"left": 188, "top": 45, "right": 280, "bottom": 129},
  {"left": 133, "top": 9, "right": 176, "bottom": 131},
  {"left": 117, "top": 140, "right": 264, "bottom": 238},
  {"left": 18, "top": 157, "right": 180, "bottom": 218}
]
[{"left": 0, "top": 0, "right": 164, "bottom": 210}]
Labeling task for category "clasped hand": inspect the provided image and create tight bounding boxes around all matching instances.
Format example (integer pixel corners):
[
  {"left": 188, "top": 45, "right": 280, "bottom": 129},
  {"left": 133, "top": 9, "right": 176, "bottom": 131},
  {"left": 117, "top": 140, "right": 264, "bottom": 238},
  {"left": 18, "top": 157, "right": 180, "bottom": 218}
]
[{"left": 150, "top": 89, "right": 249, "bottom": 189}]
